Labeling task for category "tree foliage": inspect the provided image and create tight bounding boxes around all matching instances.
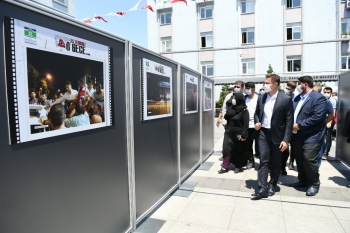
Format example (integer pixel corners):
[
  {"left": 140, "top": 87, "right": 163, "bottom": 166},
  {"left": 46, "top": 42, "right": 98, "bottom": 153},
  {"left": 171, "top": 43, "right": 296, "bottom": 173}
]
[
  {"left": 266, "top": 64, "right": 274, "bottom": 74},
  {"left": 215, "top": 84, "right": 230, "bottom": 108}
]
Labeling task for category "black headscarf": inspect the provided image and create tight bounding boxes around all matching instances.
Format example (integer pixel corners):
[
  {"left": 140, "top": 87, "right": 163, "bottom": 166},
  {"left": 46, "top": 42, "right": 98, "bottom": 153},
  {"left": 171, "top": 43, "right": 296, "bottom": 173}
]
[{"left": 224, "top": 92, "right": 247, "bottom": 120}]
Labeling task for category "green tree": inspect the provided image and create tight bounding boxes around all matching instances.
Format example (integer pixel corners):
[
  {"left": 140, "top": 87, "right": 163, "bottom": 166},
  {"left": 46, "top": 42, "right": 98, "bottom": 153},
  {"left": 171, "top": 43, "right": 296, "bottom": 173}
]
[
  {"left": 266, "top": 64, "right": 274, "bottom": 74},
  {"left": 215, "top": 84, "right": 230, "bottom": 108},
  {"left": 314, "top": 81, "right": 326, "bottom": 87}
]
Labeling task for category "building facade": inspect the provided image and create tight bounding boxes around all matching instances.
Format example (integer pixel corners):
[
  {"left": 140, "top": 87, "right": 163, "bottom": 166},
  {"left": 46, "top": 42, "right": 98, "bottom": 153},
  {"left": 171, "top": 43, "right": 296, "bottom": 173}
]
[
  {"left": 28, "top": 0, "right": 76, "bottom": 17},
  {"left": 147, "top": 0, "right": 349, "bottom": 97}
]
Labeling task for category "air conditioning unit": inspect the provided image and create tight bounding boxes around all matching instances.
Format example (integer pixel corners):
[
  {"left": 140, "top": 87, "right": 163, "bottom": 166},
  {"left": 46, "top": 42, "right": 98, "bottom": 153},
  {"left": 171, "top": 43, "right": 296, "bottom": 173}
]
[{"left": 347, "top": 0, "right": 350, "bottom": 10}]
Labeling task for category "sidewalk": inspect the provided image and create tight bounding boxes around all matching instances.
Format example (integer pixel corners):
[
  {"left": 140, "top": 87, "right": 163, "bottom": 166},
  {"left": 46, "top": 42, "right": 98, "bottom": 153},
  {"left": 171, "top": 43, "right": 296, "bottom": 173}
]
[{"left": 144, "top": 123, "right": 350, "bottom": 233}]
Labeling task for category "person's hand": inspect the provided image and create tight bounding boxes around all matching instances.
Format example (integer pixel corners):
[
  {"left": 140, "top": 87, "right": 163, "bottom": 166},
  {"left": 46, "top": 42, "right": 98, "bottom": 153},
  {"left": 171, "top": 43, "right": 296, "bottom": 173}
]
[
  {"left": 279, "top": 141, "right": 289, "bottom": 152},
  {"left": 39, "top": 116, "right": 48, "bottom": 125},
  {"left": 216, "top": 121, "right": 220, "bottom": 127},
  {"left": 326, "top": 122, "right": 332, "bottom": 128},
  {"left": 239, "top": 137, "right": 246, "bottom": 141},
  {"left": 293, "top": 123, "right": 300, "bottom": 131},
  {"left": 254, "top": 123, "right": 261, "bottom": 130},
  {"left": 222, "top": 123, "right": 227, "bottom": 128}
]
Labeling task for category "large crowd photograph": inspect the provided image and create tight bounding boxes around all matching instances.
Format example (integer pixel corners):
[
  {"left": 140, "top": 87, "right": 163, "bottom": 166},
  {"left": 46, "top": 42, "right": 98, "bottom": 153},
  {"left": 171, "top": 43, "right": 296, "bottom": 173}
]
[{"left": 5, "top": 17, "right": 111, "bottom": 144}]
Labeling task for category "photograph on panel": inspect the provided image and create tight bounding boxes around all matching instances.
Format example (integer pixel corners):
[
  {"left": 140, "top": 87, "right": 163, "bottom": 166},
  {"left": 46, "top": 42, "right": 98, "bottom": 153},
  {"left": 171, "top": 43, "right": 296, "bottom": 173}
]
[
  {"left": 184, "top": 73, "right": 198, "bottom": 114},
  {"left": 204, "top": 80, "right": 212, "bottom": 111},
  {"left": 4, "top": 17, "right": 112, "bottom": 144},
  {"left": 142, "top": 58, "right": 173, "bottom": 121}
]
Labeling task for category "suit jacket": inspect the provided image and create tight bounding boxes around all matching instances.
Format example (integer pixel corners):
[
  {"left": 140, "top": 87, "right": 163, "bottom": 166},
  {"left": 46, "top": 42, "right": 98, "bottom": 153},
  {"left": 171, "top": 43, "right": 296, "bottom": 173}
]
[
  {"left": 254, "top": 91, "right": 294, "bottom": 144},
  {"left": 293, "top": 90, "right": 327, "bottom": 143}
]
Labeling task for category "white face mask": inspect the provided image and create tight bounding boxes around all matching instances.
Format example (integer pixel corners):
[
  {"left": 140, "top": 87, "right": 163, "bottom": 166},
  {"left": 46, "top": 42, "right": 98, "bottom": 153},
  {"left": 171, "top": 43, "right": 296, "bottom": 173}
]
[
  {"left": 234, "top": 88, "right": 241, "bottom": 93},
  {"left": 232, "top": 98, "right": 236, "bottom": 105},
  {"left": 296, "top": 85, "right": 303, "bottom": 93},
  {"left": 324, "top": 93, "right": 331, "bottom": 99},
  {"left": 284, "top": 89, "right": 291, "bottom": 96},
  {"left": 264, "top": 84, "right": 272, "bottom": 93},
  {"left": 244, "top": 89, "right": 252, "bottom": 96},
  {"left": 260, "top": 90, "right": 265, "bottom": 95}
]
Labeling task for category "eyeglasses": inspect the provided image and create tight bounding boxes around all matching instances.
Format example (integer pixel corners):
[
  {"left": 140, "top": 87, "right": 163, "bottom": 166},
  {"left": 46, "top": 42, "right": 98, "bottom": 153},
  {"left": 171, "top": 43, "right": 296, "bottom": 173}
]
[{"left": 234, "top": 86, "right": 240, "bottom": 88}]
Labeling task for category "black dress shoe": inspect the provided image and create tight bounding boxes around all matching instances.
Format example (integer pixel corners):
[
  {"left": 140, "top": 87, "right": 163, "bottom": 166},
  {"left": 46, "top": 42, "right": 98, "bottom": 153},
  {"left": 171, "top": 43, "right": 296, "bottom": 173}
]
[
  {"left": 288, "top": 163, "right": 294, "bottom": 170},
  {"left": 251, "top": 192, "right": 268, "bottom": 200},
  {"left": 268, "top": 185, "right": 275, "bottom": 196},
  {"left": 306, "top": 186, "right": 319, "bottom": 196},
  {"left": 281, "top": 170, "right": 287, "bottom": 176},
  {"left": 288, "top": 181, "right": 308, "bottom": 187},
  {"left": 218, "top": 168, "right": 228, "bottom": 174}
]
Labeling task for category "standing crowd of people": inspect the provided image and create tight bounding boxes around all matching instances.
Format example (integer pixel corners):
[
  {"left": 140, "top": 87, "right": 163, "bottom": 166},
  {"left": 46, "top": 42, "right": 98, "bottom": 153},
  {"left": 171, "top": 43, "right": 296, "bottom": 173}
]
[{"left": 216, "top": 74, "right": 340, "bottom": 199}]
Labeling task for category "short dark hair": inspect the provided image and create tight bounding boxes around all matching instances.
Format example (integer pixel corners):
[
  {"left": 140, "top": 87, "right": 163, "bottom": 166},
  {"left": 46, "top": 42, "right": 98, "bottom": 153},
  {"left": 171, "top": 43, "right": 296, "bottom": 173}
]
[
  {"left": 78, "top": 77, "right": 85, "bottom": 84},
  {"left": 287, "top": 81, "right": 296, "bottom": 89},
  {"left": 235, "top": 80, "right": 245, "bottom": 88},
  {"left": 87, "top": 79, "right": 93, "bottom": 84},
  {"left": 298, "top": 76, "right": 314, "bottom": 88},
  {"left": 324, "top": 87, "right": 333, "bottom": 93},
  {"left": 245, "top": 82, "right": 255, "bottom": 89},
  {"left": 95, "top": 82, "right": 101, "bottom": 87},
  {"left": 266, "top": 74, "right": 280, "bottom": 86},
  {"left": 65, "top": 81, "right": 71, "bottom": 86},
  {"left": 48, "top": 104, "right": 65, "bottom": 127},
  {"left": 75, "top": 102, "right": 83, "bottom": 115},
  {"left": 95, "top": 104, "right": 102, "bottom": 112}
]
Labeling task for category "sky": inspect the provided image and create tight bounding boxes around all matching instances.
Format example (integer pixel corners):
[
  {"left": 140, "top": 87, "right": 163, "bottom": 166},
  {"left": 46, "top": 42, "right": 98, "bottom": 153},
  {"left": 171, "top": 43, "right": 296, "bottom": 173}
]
[{"left": 75, "top": 0, "right": 149, "bottom": 48}]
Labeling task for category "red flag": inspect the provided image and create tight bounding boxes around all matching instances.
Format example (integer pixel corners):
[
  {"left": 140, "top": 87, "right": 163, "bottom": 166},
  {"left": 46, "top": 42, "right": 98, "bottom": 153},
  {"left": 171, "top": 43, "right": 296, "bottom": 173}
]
[
  {"left": 84, "top": 19, "right": 92, "bottom": 23},
  {"left": 116, "top": 11, "right": 127, "bottom": 16},
  {"left": 171, "top": 0, "right": 187, "bottom": 5},
  {"left": 94, "top": 15, "right": 108, "bottom": 22},
  {"left": 142, "top": 5, "right": 154, "bottom": 12}
]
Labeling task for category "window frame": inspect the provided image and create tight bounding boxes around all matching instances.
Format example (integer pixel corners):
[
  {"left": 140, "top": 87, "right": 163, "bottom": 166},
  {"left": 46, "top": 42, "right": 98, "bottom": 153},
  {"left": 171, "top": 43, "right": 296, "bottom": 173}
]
[
  {"left": 241, "top": 28, "right": 255, "bottom": 44},
  {"left": 341, "top": 54, "right": 350, "bottom": 70},
  {"left": 241, "top": 0, "right": 255, "bottom": 14},
  {"left": 160, "top": 11, "right": 172, "bottom": 25},
  {"left": 200, "top": 5, "right": 213, "bottom": 19},
  {"left": 287, "top": 56, "right": 302, "bottom": 73},
  {"left": 53, "top": 0, "right": 68, "bottom": 6},
  {"left": 201, "top": 61, "right": 214, "bottom": 76},
  {"left": 341, "top": 18, "right": 350, "bottom": 36},
  {"left": 286, "top": 23, "right": 302, "bottom": 41},
  {"left": 200, "top": 31, "right": 213, "bottom": 48},
  {"left": 160, "top": 37, "right": 172, "bottom": 52},
  {"left": 241, "top": 59, "right": 255, "bottom": 75},
  {"left": 286, "top": 0, "right": 301, "bottom": 9}
]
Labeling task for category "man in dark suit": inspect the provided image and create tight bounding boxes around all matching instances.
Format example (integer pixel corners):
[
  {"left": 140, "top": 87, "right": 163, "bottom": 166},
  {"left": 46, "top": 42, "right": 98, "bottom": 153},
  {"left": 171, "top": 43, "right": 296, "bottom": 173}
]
[
  {"left": 251, "top": 74, "right": 293, "bottom": 200},
  {"left": 288, "top": 76, "right": 327, "bottom": 196}
]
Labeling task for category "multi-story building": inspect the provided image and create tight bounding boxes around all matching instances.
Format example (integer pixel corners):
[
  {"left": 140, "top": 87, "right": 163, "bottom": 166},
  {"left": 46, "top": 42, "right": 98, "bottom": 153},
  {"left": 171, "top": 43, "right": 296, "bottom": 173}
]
[
  {"left": 27, "top": 0, "right": 75, "bottom": 17},
  {"left": 147, "top": 0, "right": 348, "bottom": 98}
]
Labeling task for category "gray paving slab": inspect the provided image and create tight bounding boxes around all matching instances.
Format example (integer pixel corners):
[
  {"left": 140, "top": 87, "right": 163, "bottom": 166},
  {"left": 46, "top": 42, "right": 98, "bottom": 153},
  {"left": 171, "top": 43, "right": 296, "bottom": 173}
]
[
  {"left": 197, "top": 162, "right": 215, "bottom": 171},
  {"left": 179, "top": 180, "right": 198, "bottom": 191},
  {"left": 172, "top": 189, "right": 192, "bottom": 197},
  {"left": 135, "top": 218, "right": 166, "bottom": 233}
]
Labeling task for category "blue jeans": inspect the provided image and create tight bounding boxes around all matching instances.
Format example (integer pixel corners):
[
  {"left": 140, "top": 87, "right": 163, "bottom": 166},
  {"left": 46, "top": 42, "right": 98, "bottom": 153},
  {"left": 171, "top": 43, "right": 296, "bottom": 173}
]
[
  {"left": 317, "top": 139, "right": 325, "bottom": 167},
  {"left": 323, "top": 122, "right": 335, "bottom": 155}
]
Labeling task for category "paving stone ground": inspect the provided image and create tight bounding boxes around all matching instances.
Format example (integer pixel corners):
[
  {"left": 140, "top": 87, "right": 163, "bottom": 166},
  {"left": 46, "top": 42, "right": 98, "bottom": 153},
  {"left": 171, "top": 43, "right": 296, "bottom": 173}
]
[{"left": 147, "top": 120, "right": 350, "bottom": 233}]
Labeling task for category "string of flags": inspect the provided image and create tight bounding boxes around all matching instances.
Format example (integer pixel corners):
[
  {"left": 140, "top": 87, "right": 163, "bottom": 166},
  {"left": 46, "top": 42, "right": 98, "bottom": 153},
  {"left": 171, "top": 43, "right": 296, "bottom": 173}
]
[{"left": 82, "top": 0, "right": 210, "bottom": 24}]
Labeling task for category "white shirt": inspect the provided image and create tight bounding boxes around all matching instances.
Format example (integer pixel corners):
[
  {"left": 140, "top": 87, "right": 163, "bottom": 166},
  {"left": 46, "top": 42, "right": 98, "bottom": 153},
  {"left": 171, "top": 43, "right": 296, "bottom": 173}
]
[
  {"left": 87, "top": 88, "right": 95, "bottom": 98},
  {"left": 261, "top": 91, "right": 278, "bottom": 129},
  {"left": 51, "top": 89, "right": 78, "bottom": 106},
  {"left": 246, "top": 94, "right": 258, "bottom": 128},
  {"left": 221, "top": 92, "right": 233, "bottom": 125},
  {"left": 293, "top": 90, "right": 312, "bottom": 134}
]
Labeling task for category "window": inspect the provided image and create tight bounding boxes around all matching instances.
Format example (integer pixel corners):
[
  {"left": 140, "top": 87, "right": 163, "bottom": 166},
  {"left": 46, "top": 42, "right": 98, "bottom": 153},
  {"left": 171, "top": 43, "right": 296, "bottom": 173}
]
[
  {"left": 161, "top": 37, "right": 172, "bottom": 52},
  {"left": 242, "top": 59, "right": 255, "bottom": 74},
  {"left": 286, "top": 23, "right": 301, "bottom": 40},
  {"left": 200, "top": 32, "right": 213, "bottom": 48},
  {"left": 53, "top": 0, "right": 67, "bottom": 6},
  {"left": 287, "top": 0, "right": 301, "bottom": 8},
  {"left": 341, "top": 18, "right": 350, "bottom": 36},
  {"left": 201, "top": 61, "right": 214, "bottom": 76},
  {"left": 242, "top": 28, "right": 254, "bottom": 44},
  {"left": 160, "top": 12, "right": 172, "bottom": 25},
  {"left": 241, "top": 0, "right": 254, "bottom": 14},
  {"left": 342, "top": 53, "right": 350, "bottom": 70},
  {"left": 200, "top": 5, "right": 213, "bottom": 19},
  {"left": 287, "top": 56, "right": 302, "bottom": 72}
]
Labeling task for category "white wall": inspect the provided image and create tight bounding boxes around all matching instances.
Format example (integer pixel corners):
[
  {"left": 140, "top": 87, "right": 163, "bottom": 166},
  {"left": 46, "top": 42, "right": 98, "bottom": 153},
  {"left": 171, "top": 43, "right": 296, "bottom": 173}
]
[
  {"left": 147, "top": 0, "right": 160, "bottom": 52},
  {"left": 29, "top": 0, "right": 75, "bottom": 16}
]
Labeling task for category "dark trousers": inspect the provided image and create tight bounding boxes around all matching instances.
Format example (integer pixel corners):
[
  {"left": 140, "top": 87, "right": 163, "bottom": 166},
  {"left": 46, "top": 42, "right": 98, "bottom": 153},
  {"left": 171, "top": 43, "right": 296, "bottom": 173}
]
[
  {"left": 324, "top": 122, "right": 335, "bottom": 155},
  {"left": 247, "top": 128, "right": 256, "bottom": 162},
  {"left": 292, "top": 135, "right": 320, "bottom": 187},
  {"left": 281, "top": 148, "right": 289, "bottom": 171},
  {"left": 258, "top": 128, "right": 282, "bottom": 192}
]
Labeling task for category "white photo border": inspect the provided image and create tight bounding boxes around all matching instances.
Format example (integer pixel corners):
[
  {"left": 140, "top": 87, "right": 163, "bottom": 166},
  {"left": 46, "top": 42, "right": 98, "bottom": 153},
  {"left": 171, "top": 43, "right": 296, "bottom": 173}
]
[{"left": 183, "top": 73, "right": 198, "bottom": 114}]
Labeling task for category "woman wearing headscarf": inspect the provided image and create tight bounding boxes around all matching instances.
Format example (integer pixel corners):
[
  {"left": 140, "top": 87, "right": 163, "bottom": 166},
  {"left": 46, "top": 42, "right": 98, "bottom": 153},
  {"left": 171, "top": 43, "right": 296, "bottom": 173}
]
[{"left": 219, "top": 92, "right": 249, "bottom": 174}]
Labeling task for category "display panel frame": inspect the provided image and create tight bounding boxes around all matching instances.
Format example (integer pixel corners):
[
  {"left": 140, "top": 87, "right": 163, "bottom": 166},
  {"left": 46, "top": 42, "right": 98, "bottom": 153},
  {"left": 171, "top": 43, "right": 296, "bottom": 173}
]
[{"left": 183, "top": 73, "right": 198, "bottom": 114}]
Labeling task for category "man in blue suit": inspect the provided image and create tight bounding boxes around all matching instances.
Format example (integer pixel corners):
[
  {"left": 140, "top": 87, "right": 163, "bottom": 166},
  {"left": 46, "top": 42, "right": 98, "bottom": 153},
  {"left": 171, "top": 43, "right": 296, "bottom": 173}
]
[{"left": 289, "top": 76, "right": 327, "bottom": 196}]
